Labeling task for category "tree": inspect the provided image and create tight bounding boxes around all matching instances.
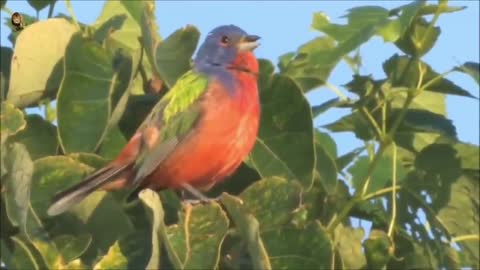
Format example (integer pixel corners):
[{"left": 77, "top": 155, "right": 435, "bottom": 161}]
[{"left": 1, "top": 0, "right": 478, "bottom": 269}]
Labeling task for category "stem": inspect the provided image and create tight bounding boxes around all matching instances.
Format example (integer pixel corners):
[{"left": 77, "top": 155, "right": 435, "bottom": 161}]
[
  {"left": 419, "top": 1, "right": 443, "bottom": 48},
  {"left": 360, "top": 107, "right": 382, "bottom": 140},
  {"left": 325, "top": 82, "right": 348, "bottom": 101},
  {"left": 362, "top": 185, "right": 401, "bottom": 201},
  {"left": 65, "top": 0, "right": 80, "bottom": 30},
  {"left": 387, "top": 143, "right": 397, "bottom": 237},
  {"left": 451, "top": 234, "right": 480, "bottom": 243},
  {"left": 326, "top": 144, "right": 387, "bottom": 233},
  {"left": 47, "top": 2, "right": 56, "bottom": 18},
  {"left": 420, "top": 69, "right": 454, "bottom": 91}
]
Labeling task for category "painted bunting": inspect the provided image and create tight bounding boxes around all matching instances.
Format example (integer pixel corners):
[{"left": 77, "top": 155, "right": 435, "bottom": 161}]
[{"left": 47, "top": 25, "right": 260, "bottom": 216}]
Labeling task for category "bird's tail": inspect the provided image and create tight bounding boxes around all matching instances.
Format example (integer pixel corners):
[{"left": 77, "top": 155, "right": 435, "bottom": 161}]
[{"left": 47, "top": 164, "right": 130, "bottom": 216}]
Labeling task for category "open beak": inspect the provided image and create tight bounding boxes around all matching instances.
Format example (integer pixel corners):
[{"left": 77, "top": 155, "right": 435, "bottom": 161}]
[{"left": 237, "top": 34, "right": 261, "bottom": 52}]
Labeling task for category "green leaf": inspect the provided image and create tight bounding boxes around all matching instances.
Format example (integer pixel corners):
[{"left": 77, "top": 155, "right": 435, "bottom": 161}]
[
  {"left": 30, "top": 156, "right": 134, "bottom": 259},
  {"left": 7, "top": 18, "right": 77, "bottom": 108},
  {"left": 349, "top": 154, "right": 406, "bottom": 194},
  {"left": 26, "top": 0, "right": 55, "bottom": 11},
  {"left": 0, "top": 0, "right": 5, "bottom": 9},
  {"left": 311, "top": 98, "right": 352, "bottom": 118},
  {"left": 262, "top": 222, "right": 333, "bottom": 269},
  {"left": 93, "top": 1, "right": 143, "bottom": 51},
  {"left": 92, "top": 14, "right": 128, "bottom": 44},
  {"left": 334, "top": 224, "right": 367, "bottom": 269},
  {"left": 220, "top": 193, "right": 272, "bottom": 270},
  {"left": 280, "top": 36, "right": 338, "bottom": 92},
  {"left": 394, "top": 109, "right": 457, "bottom": 138},
  {"left": 435, "top": 174, "right": 479, "bottom": 265},
  {"left": 314, "top": 131, "right": 338, "bottom": 194},
  {"left": 454, "top": 62, "right": 479, "bottom": 86},
  {"left": 336, "top": 146, "right": 365, "bottom": 172},
  {"left": 414, "top": 143, "right": 462, "bottom": 180},
  {"left": 53, "top": 234, "right": 92, "bottom": 263},
  {"left": 139, "top": 1, "right": 161, "bottom": 78},
  {"left": 2, "top": 143, "right": 33, "bottom": 230},
  {"left": 68, "top": 152, "right": 108, "bottom": 169},
  {"left": 395, "top": 17, "right": 440, "bottom": 57},
  {"left": 154, "top": 25, "right": 200, "bottom": 88},
  {"left": 363, "top": 229, "right": 392, "bottom": 269},
  {"left": 0, "top": 46, "right": 13, "bottom": 98},
  {"left": 250, "top": 75, "right": 315, "bottom": 189},
  {"left": 93, "top": 241, "right": 128, "bottom": 270},
  {"left": 417, "top": 3, "right": 466, "bottom": 16},
  {"left": 257, "top": 59, "right": 275, "bottom": 91},
  {"left": 1, "top": 102, "right": 26, "bottom": 144},
  {"left": 9, "top": 114, "right": 58, "bottom": 160},
  {"left": 240, "top": 177, "right": 302, "bottom": 230},
  {"left": 323, "top": 112, "right": 374, "bottom": 141},
  {"left": 383, "top": 54, "right": 475, "bottom": 98},
  {"left": 2, "top": 236, "right": 41, "bottom": 270},
  {"left": 57, "top": 33, "right": 133, "bottom": 153},
  {"left": 452, "top": 142, "right": 480, "bottom": 170},
  {"left": 166, "top": 202, "right": 229, "bottom": 270},
  {"left": 138, "top": 189, "right": 167, "bottom": 270}
]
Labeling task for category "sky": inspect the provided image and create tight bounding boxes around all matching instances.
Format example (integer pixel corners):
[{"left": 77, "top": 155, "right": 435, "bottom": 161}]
[{"left": 1, "top": 0, "right": 479, "bottom": 156}]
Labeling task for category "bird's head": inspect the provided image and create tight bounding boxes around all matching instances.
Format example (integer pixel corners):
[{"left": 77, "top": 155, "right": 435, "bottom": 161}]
[{"left": 194, "top": 25, "right": 260, "bottom": 76}]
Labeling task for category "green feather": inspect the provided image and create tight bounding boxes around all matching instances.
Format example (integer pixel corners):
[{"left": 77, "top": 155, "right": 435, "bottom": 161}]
[
  {"left": 162, "top": 70, "right": 209, "bottom": 123},
  {"left": 131, "top": 70, "right": 209, "bottom": 185}
]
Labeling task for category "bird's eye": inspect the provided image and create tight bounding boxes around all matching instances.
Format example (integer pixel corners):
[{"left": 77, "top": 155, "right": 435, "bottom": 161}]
[{"left": 220, "top": 36, "right": 230, "bottom": 45}]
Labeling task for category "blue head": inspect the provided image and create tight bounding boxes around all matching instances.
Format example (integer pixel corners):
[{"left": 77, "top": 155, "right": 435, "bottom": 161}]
[{"left": 194, "top": 25, "right": 260, "bottom": 75}]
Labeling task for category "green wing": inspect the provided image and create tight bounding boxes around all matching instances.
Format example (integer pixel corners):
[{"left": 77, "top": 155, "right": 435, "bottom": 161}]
[{"left": 131, "top": 70, "right": 209, "bottom": 185}]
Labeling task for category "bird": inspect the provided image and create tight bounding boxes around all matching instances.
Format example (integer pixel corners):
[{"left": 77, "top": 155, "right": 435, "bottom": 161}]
[{"left": 47, "top": 25, "right": 261, "bottom": 216}]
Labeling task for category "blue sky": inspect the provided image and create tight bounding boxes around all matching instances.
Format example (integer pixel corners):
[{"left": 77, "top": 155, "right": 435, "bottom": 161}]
[{"left": 1, "top": 1, "right": 479, "bottom": 155}]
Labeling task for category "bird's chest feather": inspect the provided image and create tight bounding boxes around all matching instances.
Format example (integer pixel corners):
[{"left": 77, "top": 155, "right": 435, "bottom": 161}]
[{"left": 149, "top": 73, "right": 260, "bottom": 188}]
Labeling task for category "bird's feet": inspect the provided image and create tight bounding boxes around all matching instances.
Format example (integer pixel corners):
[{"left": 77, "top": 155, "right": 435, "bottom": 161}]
[{"left": 180, "top": 183, "right": 219, "bottom": 205}]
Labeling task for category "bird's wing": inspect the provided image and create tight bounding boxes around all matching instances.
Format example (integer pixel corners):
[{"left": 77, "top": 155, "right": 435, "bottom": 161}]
[{"left": 130, "top": 70, "right": 209, "bottom": 186}]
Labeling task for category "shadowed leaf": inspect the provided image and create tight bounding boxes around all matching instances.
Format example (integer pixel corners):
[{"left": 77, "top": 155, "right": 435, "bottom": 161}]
[
  {"left": 7, "top": 18, "right": 77, "bottom": 108},
  {"left": 455, "top": 62, "right": 479, "bottom": 86},
  {"left": 250, "top": 75, "right": 315, "bottom": 189},
  {"left": 1, "top": 102, "right": 26, "bottom": 145}
]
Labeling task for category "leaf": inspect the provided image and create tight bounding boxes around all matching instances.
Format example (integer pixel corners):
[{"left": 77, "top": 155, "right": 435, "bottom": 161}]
[
  {"left": 414, "top": 143, "right": 462, "bottom": 180},
  {"left": 454, "top": 62, "right": 479, "bottom": 86},
  {"left": 323, "top": 112, "right": 374, "bottom": 141},
  {"left": 138, "top": 189, "right": 167, "bottom": 270},
  {"left": 435, "top": 174, "right": 479, "bottom": 265},
  {"left": 383, "top": 54, "right": 476, "bottom": 98},
  {"left": 53, "top": 234, "right": 92, "bottom": 263},
  {"left": 336, "top": 146, "right": 365, "bottom": 172},
  {"left": 262, "top": 222, "right": 333, "bottom": 269},
  {"left": 26, "top": 0, "right": 55, "bottom": 11},
  {"left": 93, "top": 1, "right": 142, "bottom": 51},
  {"left": 280, "top": 36, "right": 338, "bottom": 92},
  {"left": 1, "top": 236, "right": 41, "bottom": 270},
  {"left": 139, "top": 1, "right": 161, "bottom": 77},
  {"left": 154, "top": 25, "right": 200, "bottom": 88},
  {"left": 3, "top": 143, "right": 33, "bottom": 230},
  {"left": 93, "top": 241, "right": 128, "bottom": 270},
  {"left": 1, "top": 102, "right": 26, "bottom": 144},
  {"left": 363, "top": 229, "right": 392, "bottom": 269},
  {"left": 349, "top": 154, "right": 406, "bottom": 194},
  {"left": 394, "top": 108, "right": 457, "bottom": 138},
  {"left": 30, "top": 156, "right": 134, "bottom": 259},
  {"left": 314, "top": 131, "right": 338, "bottom": 194},
  {"left": 0, "top": 46, "right": 13, "bottom": 98},
  {"left": 311, "top": 98, "right": 352, "bottom": 118},
  {"left": 315, "top": 130, "right": 337, "bottom": 158},
  {"left": 92, "top": 14, "right": 128, "bottom": 43},
  {"left": 57, "top": 33, "right": 133, "bottom": 154},
  {"left": 257, "top": 59, "right": 275, "bottom": 91},
  {"left": 334, "top": 224, "right": 367, "bottom": 269},
  {"left": 220, "top": 193, "right": 272, "bottom": 270},
  {"left": 166, "top": 202, "right": 229, "bottom": 270},
  {"left": 7, "top": 18, "right": 77, "bottom": 108},
  {"left": 395, "top": 17, "right": 440, "bottom": 57},
  {"left": 240, "top": 177, "right": 302, "bottom": 230},
  {"left": 249, "top": 75, "right": 315, "bottom": 189},
  {"left": 9, "top": 114, "right": 58, "bottom": 160}
]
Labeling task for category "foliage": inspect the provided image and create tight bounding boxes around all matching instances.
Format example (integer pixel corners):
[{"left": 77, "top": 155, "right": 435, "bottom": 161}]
[{"left": 1, "top": 0, "right": 478, "bottom": 269}]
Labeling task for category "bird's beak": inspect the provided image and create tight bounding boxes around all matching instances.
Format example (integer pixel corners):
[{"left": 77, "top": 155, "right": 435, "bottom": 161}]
[{"left": 237, "top": 35, "right": 261, "bottom": 52}]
